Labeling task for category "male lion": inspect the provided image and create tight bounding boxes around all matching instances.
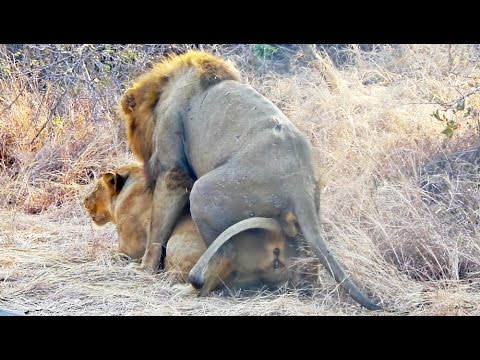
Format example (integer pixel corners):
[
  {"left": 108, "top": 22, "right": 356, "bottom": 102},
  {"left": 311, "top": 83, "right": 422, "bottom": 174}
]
[
  {"left": 83, "top": 164, "right": 314, "bottom": 291},
  {"left": 119, "top": 50, "right": 382, "bottom": 310}
]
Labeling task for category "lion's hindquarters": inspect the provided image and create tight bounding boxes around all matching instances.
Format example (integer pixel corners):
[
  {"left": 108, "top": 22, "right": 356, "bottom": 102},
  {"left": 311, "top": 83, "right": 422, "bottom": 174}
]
[
  {"left": 165, "top": 217, "right": 206, "bottom": 281},
  {"left": 188, "top": 217, "right": 285, "bottom": 290}
]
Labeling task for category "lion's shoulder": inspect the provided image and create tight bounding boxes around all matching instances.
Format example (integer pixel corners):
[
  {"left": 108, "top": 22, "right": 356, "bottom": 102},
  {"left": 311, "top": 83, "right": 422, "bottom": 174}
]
[{"left": 118, "top": 51, "right": 242, "bottom": 165}]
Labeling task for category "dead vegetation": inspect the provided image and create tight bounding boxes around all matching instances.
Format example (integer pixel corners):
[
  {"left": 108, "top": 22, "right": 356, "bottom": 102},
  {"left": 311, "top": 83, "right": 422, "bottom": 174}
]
[{"left": 2, "top": 44, "right": 480, "bottom": 315}]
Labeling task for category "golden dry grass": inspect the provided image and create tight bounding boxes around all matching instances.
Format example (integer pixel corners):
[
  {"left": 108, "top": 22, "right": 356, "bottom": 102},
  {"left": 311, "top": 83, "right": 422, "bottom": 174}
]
[{"left": 2, "top": 44, "right": 480, "bottom": 315}]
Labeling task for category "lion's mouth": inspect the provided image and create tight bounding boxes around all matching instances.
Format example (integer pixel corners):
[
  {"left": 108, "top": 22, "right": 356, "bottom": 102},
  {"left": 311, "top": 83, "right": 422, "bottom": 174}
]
[
  {"left": 92, "top": 217, "right": 108, "bottom": 226},
  {"left": 85, "top": 211, "right": 107, "bottom": 225}
]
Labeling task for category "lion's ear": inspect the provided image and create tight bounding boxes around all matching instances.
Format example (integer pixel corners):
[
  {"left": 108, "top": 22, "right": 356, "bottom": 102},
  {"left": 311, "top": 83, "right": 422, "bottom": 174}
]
[
  {"left": 121, "top": 88, "right": 137, "bottom": 114},
  {"left": 103, "top": 172, "right": 126, "bottom": 194}
]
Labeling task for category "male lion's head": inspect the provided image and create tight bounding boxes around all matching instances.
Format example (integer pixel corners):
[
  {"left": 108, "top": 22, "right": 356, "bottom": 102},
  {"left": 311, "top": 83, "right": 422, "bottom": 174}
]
[{"left": 118, "top": 50, "right": 241, "bottom": 166}]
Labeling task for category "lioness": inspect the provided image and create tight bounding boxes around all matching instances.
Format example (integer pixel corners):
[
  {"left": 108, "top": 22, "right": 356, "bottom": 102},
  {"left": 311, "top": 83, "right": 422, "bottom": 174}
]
[
  {"left": 83, "top": 164, "right": 151, "bottom": 260},
  {"left": 83, "top": 164, "right": 203, "bottom": 277},
  {"left": 120, "top": 50, "right": 381, "bottom": 310},
  {"left": 83, "top": 164, "right": 314, "bottom": 291}
]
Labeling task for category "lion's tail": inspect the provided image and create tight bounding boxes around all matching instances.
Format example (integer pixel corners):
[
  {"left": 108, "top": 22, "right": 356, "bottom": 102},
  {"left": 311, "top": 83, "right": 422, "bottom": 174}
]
[
  {"left": 292, "top": 195, "right": 383, "bottom": 311},
  {"left": 188, "top": 217, "right": 282, "bottom": 289}
]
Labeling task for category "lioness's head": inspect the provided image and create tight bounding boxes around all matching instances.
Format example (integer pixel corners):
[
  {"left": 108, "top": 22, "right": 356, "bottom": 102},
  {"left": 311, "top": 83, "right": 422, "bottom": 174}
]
[
  {"left": 83, "top": 171, "right": 126, "bottom": 226},
  {"left": 83, "top": 164, "right": 151, "bottom": 260}
]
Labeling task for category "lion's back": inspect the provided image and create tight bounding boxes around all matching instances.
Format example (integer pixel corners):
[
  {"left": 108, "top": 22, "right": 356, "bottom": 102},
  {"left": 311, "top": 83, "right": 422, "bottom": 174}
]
[{"left": 184, "top": 80, "right": 311, "bottom": 177}]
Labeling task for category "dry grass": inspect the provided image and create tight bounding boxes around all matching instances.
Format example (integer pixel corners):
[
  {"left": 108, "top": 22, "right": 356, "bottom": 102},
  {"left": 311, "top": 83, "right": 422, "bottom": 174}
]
[{"left": 2, "top": 44, "right": 480, "bottom": 316}]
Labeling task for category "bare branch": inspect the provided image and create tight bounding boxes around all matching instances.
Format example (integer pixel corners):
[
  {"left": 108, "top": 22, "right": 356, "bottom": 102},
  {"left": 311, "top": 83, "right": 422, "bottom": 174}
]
[
  {"left": 445, "top": 86, "right": 480, "bottom": 109},
  {"left": 30, "top": 88, "right": 67, "bottom": 145},
  {"left": 0, "top": 87, "right": 24, "bottom": 114}
]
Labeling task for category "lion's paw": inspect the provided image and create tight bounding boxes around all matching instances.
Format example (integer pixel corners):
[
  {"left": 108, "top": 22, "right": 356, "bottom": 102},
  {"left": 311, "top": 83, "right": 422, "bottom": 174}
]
[
  {"left": 114, "top": 253, "right": 132, "bottom": 263},
  {"left": 125, "top": 262, "right": 147, "bottom": 274},
  {"left": 171, "top": 283, "right": 198, "bottom": 298}
]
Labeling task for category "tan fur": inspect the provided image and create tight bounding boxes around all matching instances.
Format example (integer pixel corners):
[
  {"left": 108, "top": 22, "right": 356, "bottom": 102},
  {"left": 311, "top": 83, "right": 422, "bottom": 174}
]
[
  {"left": 82, "top": 164, "right": 201, "bottom": 271},
  {"left": 283, "top": 212, "right": 298, "bottom": 237},
  {"left": 84, "top": 164, "right": 315, "bottom": 289},
  {"left": 163, "top": 215, "right": 207, "bottom": 281},
  {"left": 83, "top": 164, "right": 151, "bottom": 259}
]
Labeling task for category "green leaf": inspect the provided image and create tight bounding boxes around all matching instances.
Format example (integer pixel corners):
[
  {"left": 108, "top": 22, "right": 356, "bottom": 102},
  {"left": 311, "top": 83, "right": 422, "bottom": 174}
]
[
  {"left": 456, "top": 98, "right": 465, "bottom": 111},
  {"left": 442, "top": 126, "right": 454, "bottom": 138},
  {"left": 52, "top": 117, "right": 63, "bottom": 126},
  {"left": 441, "top": 121, "right": 458, "bottom": 138},
  {"left": 254, "top": 44, "right": 278, "bottom": 59},
  {"left": 432, "top": 109, "right": 443, "bottom": 121}
]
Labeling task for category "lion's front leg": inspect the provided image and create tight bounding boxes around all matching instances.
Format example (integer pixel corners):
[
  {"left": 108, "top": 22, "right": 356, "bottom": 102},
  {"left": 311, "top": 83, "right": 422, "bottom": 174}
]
[{"left": 141, "top": 170, "right": 191, "bottom": 273}]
